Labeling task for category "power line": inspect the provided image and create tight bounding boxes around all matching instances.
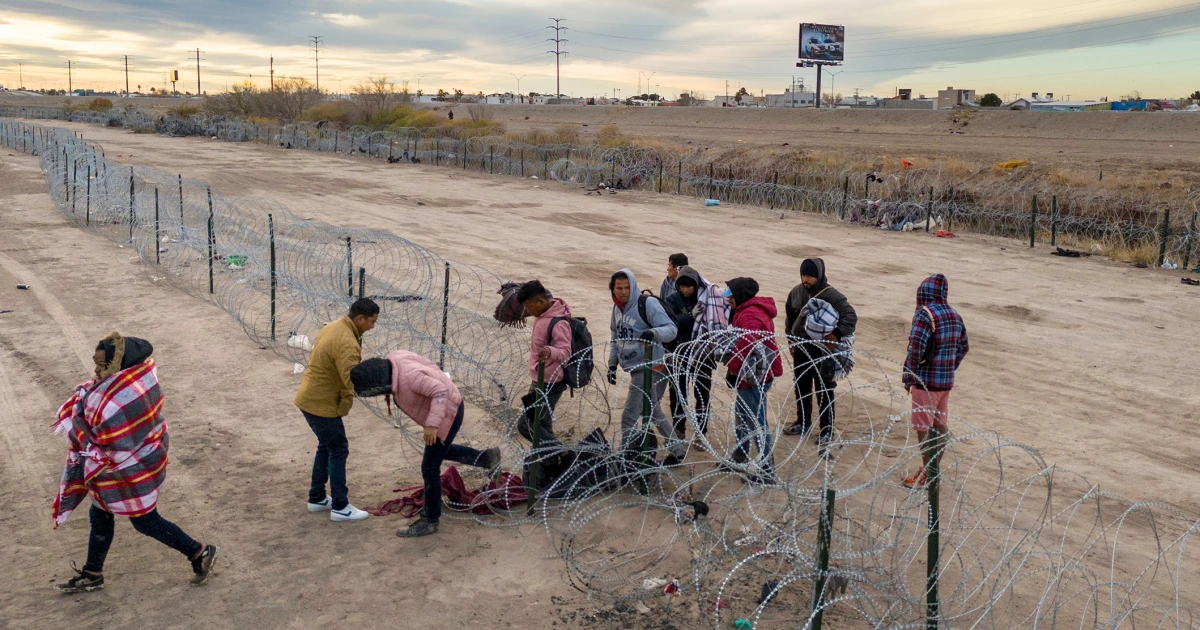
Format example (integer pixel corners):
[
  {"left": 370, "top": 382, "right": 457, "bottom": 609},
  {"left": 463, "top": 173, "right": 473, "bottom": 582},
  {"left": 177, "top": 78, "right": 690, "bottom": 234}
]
[{"left": 547, "top": 18, "right": 568, "bottom": 98}]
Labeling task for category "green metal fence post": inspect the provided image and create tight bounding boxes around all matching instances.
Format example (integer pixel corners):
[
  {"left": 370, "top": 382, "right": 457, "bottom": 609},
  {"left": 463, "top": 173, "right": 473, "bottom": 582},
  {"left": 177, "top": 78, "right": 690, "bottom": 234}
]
[
  {"left": 811, "top": 487, "right": 836, "bottom": 630},
  {"left": 925, "top": 426, "right": 942, "bottom": 630},
  {"left": 1183, "top": 210, "right": 1198, "bottom": 271},
  {"left": 527, "top": 360, "right": 546, "bottom": 513},
  {"left": 1030, "top": 195, "right": 1038, "bottom": 248},
  {"left": 1158, "top": 208, "right": 1171, "bottom": 267},
  {"left": 1051, "top": 195, "right": 1059, "bottom": 246}
]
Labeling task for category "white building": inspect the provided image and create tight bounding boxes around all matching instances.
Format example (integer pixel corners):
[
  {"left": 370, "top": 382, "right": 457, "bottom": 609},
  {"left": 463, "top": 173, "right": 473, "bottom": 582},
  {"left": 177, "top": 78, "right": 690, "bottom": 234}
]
[
  {"left": 937, "top": 87, "right": 977, "bottom": 109},
  {"left": 766, "top": 91, "right": 816, "bottom": 107}
]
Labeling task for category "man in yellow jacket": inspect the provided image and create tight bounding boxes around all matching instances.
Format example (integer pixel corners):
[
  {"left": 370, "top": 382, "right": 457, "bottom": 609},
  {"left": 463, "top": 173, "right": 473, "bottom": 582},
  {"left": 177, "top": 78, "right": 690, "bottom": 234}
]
[{"left": 295, "top": 298, "right": 379, "bottom": 522}]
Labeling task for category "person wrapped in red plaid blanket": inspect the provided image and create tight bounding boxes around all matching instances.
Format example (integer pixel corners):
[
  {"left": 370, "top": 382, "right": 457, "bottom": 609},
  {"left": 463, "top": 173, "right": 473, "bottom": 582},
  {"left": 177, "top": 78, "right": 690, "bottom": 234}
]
[{"left": 51, "top": 333, "right": 218, "bottom": 593}]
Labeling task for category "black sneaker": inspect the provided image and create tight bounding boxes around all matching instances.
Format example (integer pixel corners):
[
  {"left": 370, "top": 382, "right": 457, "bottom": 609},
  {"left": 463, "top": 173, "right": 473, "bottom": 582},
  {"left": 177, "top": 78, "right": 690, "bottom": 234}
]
[
  {"left": 396, "top": 518, "right": 439, "bottom": 538},
  {"left": 190, "top": 544, "right": 219, "bottom": 586},
  {"left": 55, "top": 564, "right": 104, "bottom": 593},
  {"left": 661, "top": 454, "right": 683, "bottom": 468},
  {"left": 782, "top": 423, "right": 809, "bottom": 436}
]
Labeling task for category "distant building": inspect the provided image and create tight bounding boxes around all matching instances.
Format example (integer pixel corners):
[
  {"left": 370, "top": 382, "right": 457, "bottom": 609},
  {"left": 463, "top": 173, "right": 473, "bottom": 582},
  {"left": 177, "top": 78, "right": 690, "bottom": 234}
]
[
  {"left": 1030, "top": 100, "right": 1110, "bottom": 112},
  {"left": 878, "top": 98, "right": 935, "bottom": 110},
  {"left": 765, "top": 91, "right": 816, "bottom": 107},
  {"left": 937, "top": 87, "right": 976, "bottom": 109}
]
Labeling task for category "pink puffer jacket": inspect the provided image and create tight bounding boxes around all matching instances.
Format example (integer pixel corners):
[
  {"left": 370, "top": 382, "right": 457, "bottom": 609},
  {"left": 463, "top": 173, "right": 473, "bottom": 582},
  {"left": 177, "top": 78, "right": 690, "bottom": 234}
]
[{"left": 386, "top": 350, "right": 464, "bottom": 442}]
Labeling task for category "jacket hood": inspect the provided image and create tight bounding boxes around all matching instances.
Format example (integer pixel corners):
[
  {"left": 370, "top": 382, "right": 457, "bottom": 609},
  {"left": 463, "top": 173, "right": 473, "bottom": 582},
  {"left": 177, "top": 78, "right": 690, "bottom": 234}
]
[
  {"left": 543, "top": 297, "right": 571, "bottom": 319},
  {"left": 611, "top": 267, "right": 640, "bottom": 315},
  {"left": 802, "top": 257, "right": 828, "bottom": 292},
  {"left": 726, "top": 277, "right": 760, "bottom": 306},
  {"left": 917, "top": 274, "right": 949, "bottom": 306},
  {"left": 675, "top": 266, "right": 701, "bottom": 289},
  {"left": 96, "top": 332, "right": 154, "bottom": 380},
  {"left": 738, "top": 296, "right": 778, "bottom": 320}
]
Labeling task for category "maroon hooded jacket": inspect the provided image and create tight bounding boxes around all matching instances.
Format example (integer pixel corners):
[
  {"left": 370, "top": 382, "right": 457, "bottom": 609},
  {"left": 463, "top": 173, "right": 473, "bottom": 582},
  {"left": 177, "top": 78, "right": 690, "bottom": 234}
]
[{"left": 727, "top": 296, "right": 785, "bottom": 389}]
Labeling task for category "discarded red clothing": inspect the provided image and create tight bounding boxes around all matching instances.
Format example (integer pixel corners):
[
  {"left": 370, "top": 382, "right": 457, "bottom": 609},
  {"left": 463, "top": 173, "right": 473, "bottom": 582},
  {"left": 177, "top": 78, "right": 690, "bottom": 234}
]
[
  {"left": 367, "top": 466, "right": 527, "bottom": 517},
  {"left": 936, "top": 230, "right": 957, "bottom": 238}
]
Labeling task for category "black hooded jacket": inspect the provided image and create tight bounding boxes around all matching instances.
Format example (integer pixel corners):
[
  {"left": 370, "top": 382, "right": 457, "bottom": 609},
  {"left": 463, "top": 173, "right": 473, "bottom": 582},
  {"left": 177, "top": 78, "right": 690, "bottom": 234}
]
[
  {"left": 664, "top": 266, "right": 702, "bottom": 348},
  {"left": 784, "top": 257, "right": 857, "bottom": 341}
]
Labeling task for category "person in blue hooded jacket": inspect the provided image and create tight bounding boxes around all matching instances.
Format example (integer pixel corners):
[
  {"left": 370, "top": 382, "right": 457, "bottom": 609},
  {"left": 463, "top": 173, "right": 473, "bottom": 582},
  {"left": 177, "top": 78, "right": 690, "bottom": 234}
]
[{"left": 607, "top": 268, "right": 687, "bottom": 466}]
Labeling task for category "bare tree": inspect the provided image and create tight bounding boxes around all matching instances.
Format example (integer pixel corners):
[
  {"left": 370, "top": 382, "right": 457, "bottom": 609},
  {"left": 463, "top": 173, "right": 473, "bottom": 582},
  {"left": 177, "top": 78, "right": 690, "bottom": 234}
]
[
  {"left": 821, "top": 91, "right": 844, "bottom": 107},
  {"left": 352, "top": 76, "right": 397, "bottom": 118},
  {"left": 398, "top": 80, "right": 412, "bottom": 104},
  {"left": 259, "top": 76, "right": 322, "bottom": 120},
  {"left": 466, "top": 102, "right": 490, "bottom": 121}
]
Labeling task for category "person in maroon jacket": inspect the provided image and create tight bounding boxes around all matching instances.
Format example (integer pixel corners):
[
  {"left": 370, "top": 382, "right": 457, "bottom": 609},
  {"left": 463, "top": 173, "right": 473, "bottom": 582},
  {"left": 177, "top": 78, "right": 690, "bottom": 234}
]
[{"left": 722, "top": 277, "right": 784, "bottom": 484}]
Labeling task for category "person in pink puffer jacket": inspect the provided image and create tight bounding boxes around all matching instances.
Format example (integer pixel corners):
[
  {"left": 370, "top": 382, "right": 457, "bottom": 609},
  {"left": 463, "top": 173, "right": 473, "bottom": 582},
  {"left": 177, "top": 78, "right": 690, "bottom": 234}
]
[{"left": 350, "top": 351, "right": 500, "bottom": 538}]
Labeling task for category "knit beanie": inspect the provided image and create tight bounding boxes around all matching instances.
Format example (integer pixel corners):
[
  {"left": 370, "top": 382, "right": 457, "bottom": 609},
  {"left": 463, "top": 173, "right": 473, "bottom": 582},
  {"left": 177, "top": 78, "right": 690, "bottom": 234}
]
[
  {"left": 800, "top": 259, "right": 820, "bottom": 278},
  {"left": 350, "top": 357, "right": 393, "bottom": 397}
]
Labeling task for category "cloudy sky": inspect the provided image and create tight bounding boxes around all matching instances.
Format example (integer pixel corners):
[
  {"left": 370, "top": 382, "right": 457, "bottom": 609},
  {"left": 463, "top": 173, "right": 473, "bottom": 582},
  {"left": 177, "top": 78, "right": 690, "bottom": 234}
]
[{"left": 2, "top": 0, "right": 1199, "bottom": 100}]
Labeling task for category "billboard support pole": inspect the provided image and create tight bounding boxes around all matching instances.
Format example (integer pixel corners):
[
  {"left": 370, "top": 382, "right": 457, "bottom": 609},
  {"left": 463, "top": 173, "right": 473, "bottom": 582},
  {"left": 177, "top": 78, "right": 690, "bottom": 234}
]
[{"left": 815, "top": 63, "right": 824, "bottom": 108}]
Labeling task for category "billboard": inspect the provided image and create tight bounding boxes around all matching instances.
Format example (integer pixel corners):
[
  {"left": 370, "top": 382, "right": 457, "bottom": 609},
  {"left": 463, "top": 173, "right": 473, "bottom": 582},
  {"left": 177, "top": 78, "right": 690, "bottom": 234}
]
[{"left": 799, "top": 23, "right": 844, "bottom": 63}]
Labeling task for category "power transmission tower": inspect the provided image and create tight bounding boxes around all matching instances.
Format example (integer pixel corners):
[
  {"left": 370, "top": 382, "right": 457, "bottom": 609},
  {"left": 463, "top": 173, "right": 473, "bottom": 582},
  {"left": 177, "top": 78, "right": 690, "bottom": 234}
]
[
  {"left": 546, "top": 18, "right": 568, "bottom": 99},
  {"left": 67, "top": 60, "right": 72, "bottom": 94},
  {"left": 309, "top": 36, "right": 323, "bottom": 91},
  {"left": 124, "top": 55, "right": 130, "bottom": 97},
  {"left": 270, "top": 53, "right": 274, "bottom": 89}
]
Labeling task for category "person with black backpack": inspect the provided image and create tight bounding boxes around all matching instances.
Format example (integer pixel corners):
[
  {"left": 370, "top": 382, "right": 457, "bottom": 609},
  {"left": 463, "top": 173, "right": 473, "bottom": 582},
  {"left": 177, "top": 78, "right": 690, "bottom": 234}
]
[
  {"left": 515, "top": 280, "right": 589, "bottom": 447},
  {"left": 607, "top": 269, "right": 687, "bottom": 467}
]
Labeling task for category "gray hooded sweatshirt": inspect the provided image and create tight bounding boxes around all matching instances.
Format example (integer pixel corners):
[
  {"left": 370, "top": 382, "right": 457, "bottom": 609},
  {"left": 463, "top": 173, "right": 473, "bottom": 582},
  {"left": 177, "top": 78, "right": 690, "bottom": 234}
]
[{"left": 608, "top": 268, "right": 678, "bottom": 371}]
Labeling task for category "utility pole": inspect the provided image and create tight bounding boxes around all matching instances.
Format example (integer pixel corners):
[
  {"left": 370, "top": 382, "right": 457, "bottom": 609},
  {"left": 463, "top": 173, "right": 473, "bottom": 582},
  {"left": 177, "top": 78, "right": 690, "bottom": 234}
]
[
  {"left": 725, "top": 80, "right": 729, "bottom": 106},
  {"left": 195, "top": 48, "right": 203, "bottom": 95},
  {"left": 270, "top": 54, "right": 274, "bottom": 89},
  {"left": 124, "top": 55, "right": 130, "bottom": 97},
  {"left": 546, "top": 18, "right": 568, "bottom": 99},
  {"left": 18, "top": 63, "right": 22, "bottom": 90},
  {"left": 67, "top": 60, "right": 72, "bottom": 94},
  {"left": 309, "top": 36, "right": 323, "bottom": 92}
]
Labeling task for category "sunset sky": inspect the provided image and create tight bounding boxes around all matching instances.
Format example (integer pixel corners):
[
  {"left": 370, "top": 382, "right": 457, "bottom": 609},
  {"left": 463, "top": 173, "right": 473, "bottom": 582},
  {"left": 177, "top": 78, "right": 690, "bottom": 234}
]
[{"left": 2, "top": 0, "right": 1198, "bottom": 100}]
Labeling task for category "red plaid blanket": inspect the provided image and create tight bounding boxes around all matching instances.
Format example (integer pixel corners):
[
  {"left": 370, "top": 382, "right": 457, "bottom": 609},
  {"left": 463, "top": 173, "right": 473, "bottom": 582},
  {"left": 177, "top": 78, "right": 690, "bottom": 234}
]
[{"left": 51, "top": 359, "right": 168, "bottom": 528}]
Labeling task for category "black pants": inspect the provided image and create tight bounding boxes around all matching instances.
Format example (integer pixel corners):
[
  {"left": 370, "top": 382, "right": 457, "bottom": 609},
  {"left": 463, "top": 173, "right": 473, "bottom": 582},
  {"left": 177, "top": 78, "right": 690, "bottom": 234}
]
[
  {"left": 83, "top": 505, "right": 203, "bottom": 574},
  {"left": 669, "top": 359, "right": 715, "bottom": 437},
  {"left": 304, "top": 412, "right": 350, "bottom": 510},
  {"left": 517, "top": 380, "right": 567, "bottom": 448},
  {"left": 422, "top": 403, "right": 488, "bottom": 523},
  {"left": 792, "top": 348, "right": 836, "bottom": 444}
]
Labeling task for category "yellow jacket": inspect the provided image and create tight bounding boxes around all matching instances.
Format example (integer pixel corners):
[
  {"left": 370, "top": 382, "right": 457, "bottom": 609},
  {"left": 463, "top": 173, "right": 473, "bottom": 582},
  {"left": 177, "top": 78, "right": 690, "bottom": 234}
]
[{"left": 294, "top": 316, "right": 362, "bottom": 418}]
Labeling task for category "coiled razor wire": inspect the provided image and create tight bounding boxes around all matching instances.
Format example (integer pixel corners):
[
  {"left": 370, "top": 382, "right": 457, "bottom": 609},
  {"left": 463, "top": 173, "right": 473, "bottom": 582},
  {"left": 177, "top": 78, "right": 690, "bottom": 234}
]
[
  {"left": 5, "top": 119, "right": 1199, "bottom": 629},
  {"left": 4, "top": 106, "right": 1199, "bottom": 270}
]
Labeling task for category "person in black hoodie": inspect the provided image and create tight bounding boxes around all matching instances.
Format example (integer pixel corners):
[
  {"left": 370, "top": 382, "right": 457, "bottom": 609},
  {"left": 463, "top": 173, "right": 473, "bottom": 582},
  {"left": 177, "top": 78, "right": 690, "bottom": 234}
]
[
  {"left": 663, "top": 266, "right": 715, "bottom": 442},
  {"left": 782, "top": 258, "right": 857, "bottom": 452}
]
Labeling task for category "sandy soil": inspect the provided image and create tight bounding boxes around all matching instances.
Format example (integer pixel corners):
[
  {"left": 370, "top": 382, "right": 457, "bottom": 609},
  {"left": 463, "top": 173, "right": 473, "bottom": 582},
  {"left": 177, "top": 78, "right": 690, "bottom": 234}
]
[{"left": 2, "top": 122, "right": 1198, "bottom": 628}]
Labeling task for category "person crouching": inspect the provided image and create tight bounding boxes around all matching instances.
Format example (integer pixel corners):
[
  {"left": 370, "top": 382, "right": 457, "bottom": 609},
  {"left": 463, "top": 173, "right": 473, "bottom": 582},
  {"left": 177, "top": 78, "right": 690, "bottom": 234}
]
[{"left": 350, "top": 351, "right": 500, "bottom": 537}]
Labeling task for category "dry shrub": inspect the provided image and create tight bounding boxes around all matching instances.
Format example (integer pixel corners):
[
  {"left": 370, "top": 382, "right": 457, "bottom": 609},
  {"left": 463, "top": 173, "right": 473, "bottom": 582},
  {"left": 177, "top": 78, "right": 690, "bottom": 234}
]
[
  {"left": 247, "top": 115, "right": 278, "bottom": 126},
  {"left": 87, "top": 97, "right": 113, "bottom": 111},
  {"left": 598, "top": 124, "right": 631, "bottom": 148},
  {"left": 446, "top": 118, "right": 505, "bottom": 138},
  {"left": 506, "top": 125, "right": 580, "bottom": 145},
  {"left": 131, "top": 126, "right": 156, "bottom": 134},
  {"left": 168, "top": 104, "right": 202, "bottom": 118},
  {"left": 298, "top": 101, "right": 356, "bottom": 125}
]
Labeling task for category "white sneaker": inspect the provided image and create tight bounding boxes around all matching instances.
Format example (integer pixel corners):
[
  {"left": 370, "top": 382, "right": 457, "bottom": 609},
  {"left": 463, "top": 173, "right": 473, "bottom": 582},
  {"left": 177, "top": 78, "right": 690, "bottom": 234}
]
[
  {"left": 330, "top": 504, "right": 369, "bottom": 522},
  {"left": 307, "top": 497, "right": 332, "bottom": 512}
]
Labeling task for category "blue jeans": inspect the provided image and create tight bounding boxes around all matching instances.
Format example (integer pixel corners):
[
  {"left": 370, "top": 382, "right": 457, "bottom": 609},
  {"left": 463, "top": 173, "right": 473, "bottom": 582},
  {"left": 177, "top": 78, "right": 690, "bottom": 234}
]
[
  {"left": 733, "top": 381, "right": 775, "bottom": 473},
  {"left": 304, "top": 412, "right": 350, "bottom": 510},
  {"left": 422, "top": 403, "right": 487, "bottom": 523},
  {"left": 83, "top": 506, "right": 203, "bottom": 574}
]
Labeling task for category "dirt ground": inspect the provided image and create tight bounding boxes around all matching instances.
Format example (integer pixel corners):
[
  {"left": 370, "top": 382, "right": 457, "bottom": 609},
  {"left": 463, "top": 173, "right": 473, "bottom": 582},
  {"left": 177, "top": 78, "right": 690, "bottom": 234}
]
[{"left": 2, "top": 120, "right": 1198, "bottom": 629}]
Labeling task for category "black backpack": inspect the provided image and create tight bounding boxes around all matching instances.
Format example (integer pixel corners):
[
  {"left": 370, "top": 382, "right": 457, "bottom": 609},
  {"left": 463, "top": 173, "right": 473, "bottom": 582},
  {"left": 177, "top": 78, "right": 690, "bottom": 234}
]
[
  {"left": 636, "top": 291, "right": 666, "bottom": 327},
  {"left": 546, "top": 316, "right": 594, "bottom": 390}
]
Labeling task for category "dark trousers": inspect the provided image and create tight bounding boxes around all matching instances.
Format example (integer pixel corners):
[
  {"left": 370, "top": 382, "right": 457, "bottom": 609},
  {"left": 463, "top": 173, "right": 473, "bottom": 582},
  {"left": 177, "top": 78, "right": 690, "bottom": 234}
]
[
  {"left": 304, "top": 411, "right": 349, "bottom": 510},
  {"left": 422, "top": 403, "right": 487, "bottom": 523},
  {"left": 517, "top": 380, "right": 568, "bottom": 447},
  {"left": 669, "top": 360, "right": 715, "bottom": 437},
  {"left": 792, "top": 349, "right": 836, "bottom": 444},
  {"left": 83, "top": 505, "right": 203, "bottom": 574}
]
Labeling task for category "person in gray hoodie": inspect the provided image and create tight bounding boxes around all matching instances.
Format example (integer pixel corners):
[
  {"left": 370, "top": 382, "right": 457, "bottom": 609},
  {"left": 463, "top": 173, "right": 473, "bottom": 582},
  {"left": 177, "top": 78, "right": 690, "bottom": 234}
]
[{"left": 607, "top": 268, "right": 687, "bottom": 466}]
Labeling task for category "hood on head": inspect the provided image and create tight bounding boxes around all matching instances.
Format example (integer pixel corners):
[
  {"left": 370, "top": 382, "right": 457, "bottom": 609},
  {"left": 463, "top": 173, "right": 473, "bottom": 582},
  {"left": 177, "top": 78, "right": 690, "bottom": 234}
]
[
  {"left": 725, "top": 277, "right": 759, "bottom": 306},
  {"left": 917, "top": 274, "right": 949, "bottom": 306},
  {"left": 544, "top": 297, "right": 571, "bottom": 318},
  {"left": 611, "top": 267, "right": 640, "bottom": 312},
  {"left": 96, "top": 332, "right": 154, "bottom": 379},
  {"left": 802, "top": 257, "right": 828, "bottom": 290},
  {"left": 675, "top": 266, "right": 701, "bottom": 289}
]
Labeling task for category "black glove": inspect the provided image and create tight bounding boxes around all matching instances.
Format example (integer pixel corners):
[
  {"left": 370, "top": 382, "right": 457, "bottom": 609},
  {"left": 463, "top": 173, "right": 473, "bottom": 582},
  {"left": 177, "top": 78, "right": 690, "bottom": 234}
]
[
  {"left": 607, "top": 366, "right": 618, "bottom": 385},
  {"left": 638, "top": 331, "right": 655, "bottom": 342},
  {"left": 725, "top": 371, "right": 738, "bottom": 389}
]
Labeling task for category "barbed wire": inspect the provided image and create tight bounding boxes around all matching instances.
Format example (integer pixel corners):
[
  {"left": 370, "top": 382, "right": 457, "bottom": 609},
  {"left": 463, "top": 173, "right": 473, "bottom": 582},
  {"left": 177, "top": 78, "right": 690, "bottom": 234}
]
[{"left": 4, "top": 118, "right": 1198, "bottom": 629}]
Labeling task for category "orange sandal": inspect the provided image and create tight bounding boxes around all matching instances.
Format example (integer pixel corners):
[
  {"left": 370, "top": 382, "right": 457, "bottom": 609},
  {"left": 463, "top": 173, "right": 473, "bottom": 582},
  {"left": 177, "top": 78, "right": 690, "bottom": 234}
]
[{"left": 902, "top": 471, "right": 928, "bottom": 488}]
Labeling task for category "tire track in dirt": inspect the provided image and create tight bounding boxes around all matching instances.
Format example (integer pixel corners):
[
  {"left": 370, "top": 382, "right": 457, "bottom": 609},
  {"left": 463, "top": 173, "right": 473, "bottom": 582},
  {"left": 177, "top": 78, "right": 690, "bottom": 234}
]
[
  {"left": 0, "top": 250, "right": 94, "bottom": 372},
  {"left": 0, "top": 350, "right": 55, "bottom": 495}
]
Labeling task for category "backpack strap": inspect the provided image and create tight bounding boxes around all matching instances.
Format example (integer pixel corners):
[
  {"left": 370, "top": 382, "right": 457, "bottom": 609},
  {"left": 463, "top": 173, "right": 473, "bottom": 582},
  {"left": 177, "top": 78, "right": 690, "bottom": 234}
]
[
  {"left": 920, "top": 306, "right": 937, "bottom": 332},
  {"left": 545, "top": 316, "right": 569, "bottom": 346}
]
